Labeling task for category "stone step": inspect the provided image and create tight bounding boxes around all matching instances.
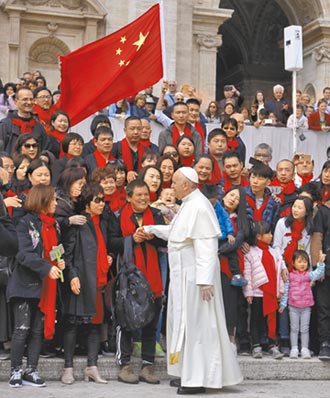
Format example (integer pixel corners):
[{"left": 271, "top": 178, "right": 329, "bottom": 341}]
[{"left": 1, "top": 355, "right": 330, "bottom": 382}]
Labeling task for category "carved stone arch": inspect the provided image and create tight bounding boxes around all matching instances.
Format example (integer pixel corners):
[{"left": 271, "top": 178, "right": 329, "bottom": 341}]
[
  {"left": 275, "top": 0, "right": 323, "bottom": 25},
  {"left": 28, "top": 36, "right": 70, "bottom": 64}
]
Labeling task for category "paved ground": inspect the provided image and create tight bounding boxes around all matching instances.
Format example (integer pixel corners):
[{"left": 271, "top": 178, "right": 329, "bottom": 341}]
[{"left": 1, "top": 380, "right": 330, "bottom": 398}]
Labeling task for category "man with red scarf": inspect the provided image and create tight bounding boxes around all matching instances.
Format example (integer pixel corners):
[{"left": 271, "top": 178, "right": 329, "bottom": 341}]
[
  {"left": 158, "top": 102, "right": 202, "bottom": 157},
  {"left": 186, "top": 98, "right": 206, "bottom": 153},
  {"left": 32, "top": 87, "right": 61, "bottom": 131},
  {"left": 112, "top": 116, "right": 148, "bottom": 183},
  {"left": 85, "top": 126, "right": 116, "bottom": 174},
  {"left": 140, "top": 119, "right": 159, "bottom": 152},
  {"left": 293, "top": 154, "right": 315, "bottom": 188},
  {"left": 220, "top": 152, "right": 249, "bottom": 195},
  {"left": 270, "top": 159, "right": 298, "bottom": 218},
  {"left": 117, "top": 180, "right": 166, "bottom": 385},
  {"left": 207, "top": 128, "right": 227, "bottom": 183},
  {"left": 0, "top": 87, "right": 49, "bottom": 154}
]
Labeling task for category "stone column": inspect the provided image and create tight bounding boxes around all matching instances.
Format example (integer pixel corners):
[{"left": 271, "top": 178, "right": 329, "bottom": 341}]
[
  {"left": 7, "top": 9, "right": 22, "bottom": 80},
  {"left": 84, "top": 18, "right": 98, "bottom": 44},
  {"left": 192, "top": 6, "right": 233, "bottom": 105},
  {"left": 196, "top": 33, "right": 222, "bottom": 104}
]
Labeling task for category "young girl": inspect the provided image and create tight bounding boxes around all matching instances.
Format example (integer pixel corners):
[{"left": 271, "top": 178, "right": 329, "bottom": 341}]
[
  {"left": 243, "top": 221, "right": 285, "bottom": 359},
  {"left": 221, "top": 118, "right": 245, "bottom": 165},
  {"left": 279, "top": 250, "right": 325, "bottom": 359}
]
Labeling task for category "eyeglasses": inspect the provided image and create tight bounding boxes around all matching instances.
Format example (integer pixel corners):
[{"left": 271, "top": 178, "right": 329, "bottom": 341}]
[
  {"left": 3, "top": 165, "right": 15, "bottom": 170},
  {"left": 37, "top": 95, "right": 51, "bottom": 100},
  {"left": 93, "top": 197, "right": 105, "bottom": 203},
  {"left": 23, "top": 143, "right": 38, "bottom": 149},
  {"left": 164, "top": 152, "right": 179, "bottom": 157}
]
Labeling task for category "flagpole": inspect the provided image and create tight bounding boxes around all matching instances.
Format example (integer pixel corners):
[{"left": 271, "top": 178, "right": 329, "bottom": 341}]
[{"left": 159, "top": 0, "right": 167, "bottom": 80}]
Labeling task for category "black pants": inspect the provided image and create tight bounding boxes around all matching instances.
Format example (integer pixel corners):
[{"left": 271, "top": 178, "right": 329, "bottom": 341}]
[
  {"left": 316, "top": 276, "right": 330, "bottom": 344},
  {"left": 236, "top": 290, "right": 250, "bottom": 348},
  {"left": 250, "top": 297, "right": 275, "bottom": 347},
  {"left": 220, "top": 272, "right": 239, "bottom": 336},
  {"left": 10, "top": 298, "right": 43, "bottom": 369},
  {"left": 116, "top": 297, "right": 162, "bottom": 366},
  {"left": 63, "top": 317, "right": 101, "bottom": 368},
  {"left": 218, "top": 241, "right": 240, "bottom": 276}
]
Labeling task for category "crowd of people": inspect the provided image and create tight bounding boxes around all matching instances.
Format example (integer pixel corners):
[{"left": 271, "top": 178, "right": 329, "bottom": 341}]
[{"left": 1, "top": 72, "right": 330, "bottom": 393}]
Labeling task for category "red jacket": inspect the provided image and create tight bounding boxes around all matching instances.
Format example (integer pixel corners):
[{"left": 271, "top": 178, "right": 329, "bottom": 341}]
[{"left": 308, "top": 111, "right": 330, "bottom": 131}]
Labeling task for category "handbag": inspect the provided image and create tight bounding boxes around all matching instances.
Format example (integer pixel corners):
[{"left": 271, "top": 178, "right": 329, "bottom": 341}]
[{"left": 112, "top": 236, "right": 156, "bottom": 331}]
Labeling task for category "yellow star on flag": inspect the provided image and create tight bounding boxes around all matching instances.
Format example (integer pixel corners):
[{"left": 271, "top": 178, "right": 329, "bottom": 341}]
[
  {"left": 120, "top": 36, "right": 127, "bottom": 44},
  {"left": 116, "top": 48, "right": 122, "bottom": 55},
  {"left": 133, "top": 32, "right": 149, "bottom": 51},
  {"left": 119, "top": 60, "right": 125, "bottom": 67}
]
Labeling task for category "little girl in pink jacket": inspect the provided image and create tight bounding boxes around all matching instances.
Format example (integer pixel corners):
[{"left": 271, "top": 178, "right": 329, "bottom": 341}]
[
  {"left": 279, "top": 249, "right": 325, "bottom": 359},
  {"left": 243, "top": 221, "right": 286, "bottom": 359}
]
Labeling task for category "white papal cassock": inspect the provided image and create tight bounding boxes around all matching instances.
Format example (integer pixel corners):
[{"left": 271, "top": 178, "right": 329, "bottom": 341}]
[{"left": 144, "top": 189, "right": 243, "bottom": 388}]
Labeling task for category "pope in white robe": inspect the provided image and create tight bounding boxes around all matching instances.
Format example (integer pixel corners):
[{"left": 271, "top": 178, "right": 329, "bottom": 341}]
[{"left": 143, "top": 167, "right": 243, "bottom": 391}]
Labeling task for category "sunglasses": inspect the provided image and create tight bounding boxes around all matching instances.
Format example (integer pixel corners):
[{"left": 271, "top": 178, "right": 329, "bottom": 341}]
[
  {"left": 23, "top": 143, "right": 38, "bottom": 149},
  {"left": 164, "top": 152, "right": 179, "bottom": 157},
  {"left": 93, "top": 197, "right": 105, "bottom": 203}
]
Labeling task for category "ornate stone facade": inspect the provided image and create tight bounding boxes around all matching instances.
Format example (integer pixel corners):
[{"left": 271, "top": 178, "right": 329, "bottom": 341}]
[{"left": 0, "top": 0, "right": 330, "bottom": 106}]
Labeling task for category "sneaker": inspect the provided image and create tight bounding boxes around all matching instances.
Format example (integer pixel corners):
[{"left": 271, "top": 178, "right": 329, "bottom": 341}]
[
  {"left": 155, "top": 342, "right": 165, "bottom": 357},
  {"left": 289, "top": 346, "right": 299, "bottom": 359},
  {"left": 238, "top": 342, "right": 250, "bottom": 356},
  {"left": 319, "top": 342, "right": 330, "bottom": 360},
  {"left": 22, "top": 368, "right": 46, "bottom": 387},
  {"left": 269, "top": 346, "right": 284, "bottom": 360},
  {"left": 9, "top": 368, "right": 23, "bottom": 388},
  {"left": 280, "top": 339, "right": 290, "bottom": 357},
  {"left": 118, "top": 364, "right": 139, "bottom": 384},
  {"left": 301, "top": 347, "right": 311, "bottom": 359},
  {"left": 132, "top": 342, "right": 142, "bottom": 358},
  {"left": 252, "top": 345, "right": 263, "bottom": 359},
  {"left": 231, "top": 274, "right": 248, "bottom": 287}
]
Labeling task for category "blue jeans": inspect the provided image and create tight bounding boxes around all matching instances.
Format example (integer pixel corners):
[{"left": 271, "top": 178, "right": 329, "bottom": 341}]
[{"left": 156, "top": 251, "right": 168, "bottom": 341}]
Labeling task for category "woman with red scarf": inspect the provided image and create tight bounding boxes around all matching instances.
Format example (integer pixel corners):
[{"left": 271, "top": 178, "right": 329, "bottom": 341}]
[
  {"left": 221, "top": 118, "right": 245, "bottom": 166},
  {"left": 273, "top": 196, "right": 313, "bottom": 356},
  {"left": 176, "top": 135, "right": 195, "bottom": 167},
  {"left": 243, "top": 221, "right": 286, "bottom": 360},
  {"left": 6, "top": 185, "right": 64, "bottom": 388},
  {"left": 91, "top": 167, "right": 126, "bottom": 216},
  {"left": 138, "top": 165, "right": 163, "bottom": 202},
  {"left": 156, "top": 155, "right": 178, "bottom": 189},
  {"left": 49, "top": 111, "right": 70, "bottom": 159},
  {"left": 61, "top": 183, "right": 112, "bottom": 385}
]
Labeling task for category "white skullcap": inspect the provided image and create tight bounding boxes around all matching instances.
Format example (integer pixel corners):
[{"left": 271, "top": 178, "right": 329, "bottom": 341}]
[{"left": 179, "top": 167, "right": 199, "bottom": 184}]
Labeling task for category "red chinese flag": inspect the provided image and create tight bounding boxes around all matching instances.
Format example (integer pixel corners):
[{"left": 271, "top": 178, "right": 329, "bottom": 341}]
[{"left": 59, "top": 4, "right": 163, "bottom": 126}]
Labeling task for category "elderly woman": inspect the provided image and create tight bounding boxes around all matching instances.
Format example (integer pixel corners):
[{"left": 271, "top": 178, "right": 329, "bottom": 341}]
[{"left": 131, "top": 94, "right": 150, "bottom": 121}]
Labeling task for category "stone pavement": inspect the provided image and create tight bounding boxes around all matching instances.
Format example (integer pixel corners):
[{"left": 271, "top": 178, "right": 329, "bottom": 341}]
[{"left": 1, "top": 380, "right": 330, "bottom": 398}]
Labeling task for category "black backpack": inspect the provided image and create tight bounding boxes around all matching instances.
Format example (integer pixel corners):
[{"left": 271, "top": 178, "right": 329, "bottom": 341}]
[{"left": 112, "top": 236, "right": 156, "bottom": 331}]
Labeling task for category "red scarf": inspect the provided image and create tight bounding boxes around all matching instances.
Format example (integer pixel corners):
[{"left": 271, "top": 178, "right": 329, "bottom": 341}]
[
  {"left": 210, "top": 155, "right": 222, "bottom": 183},
  {"left": 120, "top": 203, "right": 162, "bottom": 297},
  {"left": 270, "top": 177, "right": 296, "bottom": 203},
  {"left": 297, "top": 173, "right": 314, "bottom": 186},
  {"left": 193, "top": 122, "right": 205, "bottom": 152},
  {"left": 256, "top": 241, "right": 278, "bottom": 340},
  {"left": 226, "top": 137, "right": 239, "bottom": 152},
  {"left": 121, "top": 138, "right": 145, "bottom": 171},
  {"left": 220, "top": 216, "right": 244, "bottom": 278},
  {"left": 321, "top": 187, "right": 330, "bottom": 204},
  {"left": 93, "top": 148, "right": 116, "bottom": 168},
  {"left": 283, "top": 219, "right": 305, "bottom": 271},
  {"left": 246, "top": 194, "right": 270, "bottom": 221},
  {"left": 172, "top": 124, "right": 192, "bottom": 146},
  {"left": 49, "top": 130, "right": 66, "bottom": 158},
  {"left": 104, "top": 189, "right": 126, "bottom": 213},
  {"left": 33, "top": 105, "right": 53, "bottom": 126},
  {"left": 140, "top": 138, "right": 151, "bottom": 148},
  {"left": 179, "top": 154, "right": 194, "bottom": 167},
  {"left": 4, "top": 189, "right": 29, "bottom": 217},
  {"left": 91, "top": 215, "right": 109, "bottom": 287},
  {"left": 162, "top": 180, "right": 172, "bottom": 189},
  {"left": 223, "top": 172, "right": 249, "bottom": 193},
  {"left": 149, "top": 191, "right": 158, "bottom": 202},
  {"left": 38, "top": 213, "right": 58, "bottom": 340},
  {"left": 11, "top": 117, "right": 36, "bottom": 133}
]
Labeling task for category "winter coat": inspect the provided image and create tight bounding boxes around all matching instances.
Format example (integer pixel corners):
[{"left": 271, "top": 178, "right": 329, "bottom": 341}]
[{"left": 288, "top": 271, "right": 314, "bottom": 308}]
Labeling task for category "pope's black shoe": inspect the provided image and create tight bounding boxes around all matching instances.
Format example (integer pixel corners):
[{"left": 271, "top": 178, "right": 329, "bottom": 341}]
[
  {"left": 177, "top": 386, "right": 206, "bottom": 395},
  {"left": 170, "top": 378, "right": 181, "bottom": 387}
]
